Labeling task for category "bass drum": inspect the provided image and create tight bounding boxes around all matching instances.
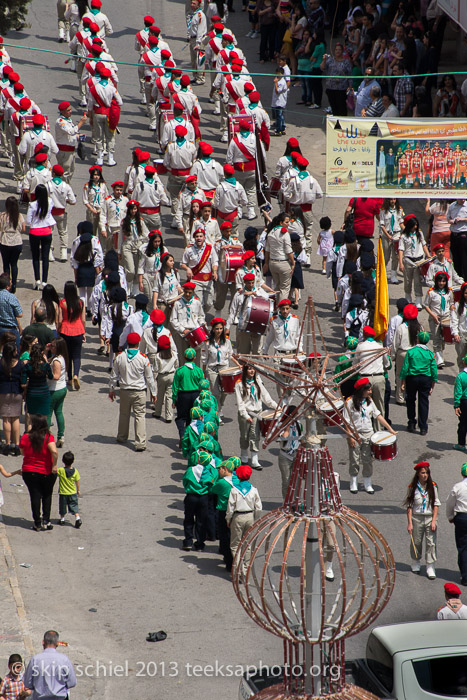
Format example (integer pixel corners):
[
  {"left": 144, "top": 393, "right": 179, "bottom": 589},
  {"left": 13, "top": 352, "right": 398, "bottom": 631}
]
[
  {"left": 238, "top": 296, "right": 273, "bottom": 335},
  {"left": 218, "top": 246, "right": 244, "bottom": 284}
]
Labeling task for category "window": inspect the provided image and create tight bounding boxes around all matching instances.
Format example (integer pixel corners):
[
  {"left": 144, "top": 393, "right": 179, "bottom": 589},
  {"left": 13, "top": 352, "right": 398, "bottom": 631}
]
[
  {"left": 413, "top": 655, "right": 467, "bottom": 697},
  {"left": 366, "top": 634, "right": 394, "bottom": 694}
]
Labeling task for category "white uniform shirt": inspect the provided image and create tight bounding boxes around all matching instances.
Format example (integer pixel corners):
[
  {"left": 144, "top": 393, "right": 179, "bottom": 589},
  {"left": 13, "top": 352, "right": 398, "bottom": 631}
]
[
  {"left": 265, "top": 226, "right": 292, "bottom": 260},
  {"left": 18, "top": 129, "right": 58, "bottom": 164},
  {"left": 226, "top": 483, "right": 262, "bottom": 522},
  {"left": 437, "top": 601, "right": 467, "bottom": 620},
  {"left": 171, "top": 296, "right": 206, "bottom": 334},
  {"left": 385, "top": 313, "right": 403, "bottom": 348},
  {"left": 109, "top": 350, "right": 156, "bottom": 394},
  {"left": 353, "top": 338, "right": 390, "bottom": 375},
  {"left": 119, "top": 310, "right": 153, "bottom": 347},
  {"left": 423, "top": 287, "right": 454, "bottom": 319},
  {"left": 213, "top": 179, "right": 248, "bottom": 215},
  {"left": 101, "top": 194, "right": 129, "bottom": 228},
  {"left": 140, "top": 326, "right": 177, "bottom": 363},
  {"left": 47, "top": 178, "right": 76, "bottom": 210},
  {"left": 398, "top": 231, "right": 427, "bottom": 260},
  {"left": 234, "top": 374, "right": 277, "bottom": 419},
  {"left": 175, "top": 186, "right": 206, "bottom": 226},
  {"left": 190, "top": 217, "right": 220, "bottom": 246},
  {"left": 55, "top": 116, "right": 80, "bottom": 148},
  {"left": 446, "top": 477, "right": 467, "bottom": 521},
  {"left": 263, "top": 313, "right": 303, "bottom": 354},
  {"left": 81, "top": 9, "right": 113, "bottom": 35},
  {"left": 163, "top": 140, "right": 197, "bottom": 172},
  {"left": 425, "top": 257, "right": 464, "bottom": 287},
  {"left": 23, "top": 166, "right": 52, "bottom": 193},
  {"left": 187, "top": 8, "right": 207, "bottom": 41},
  {"left": 226, "top": 131, "right": 256, "bottom": 166},
  {"left": 411, "top": 482, "right": 440, "bottom": 515},
  {"left": 200, "top": 338, "right": 233, "bottom": 368},
  {"left": 284, "top": 171, "right": 323, "bottom": 206},
  {"left": 451, "top": 304, "right": 467, "bottom": 339},
  {"left": 182, "top": 242, "right": 218, "bottom": 276},
  {"left": 342, "top": 396, "right": 380, "bottom": 436},
  {"left": 152, "top": 270, "right": 181, "bottom": 302},
  {"left": 161, "top": 117, "right": 195, "bottom": 151},
  {"left": 226, "top": 289, "right": 268, "bottom": 331},
  {"left": 190, "top": 158, "right": 223, "bottom": 192}
]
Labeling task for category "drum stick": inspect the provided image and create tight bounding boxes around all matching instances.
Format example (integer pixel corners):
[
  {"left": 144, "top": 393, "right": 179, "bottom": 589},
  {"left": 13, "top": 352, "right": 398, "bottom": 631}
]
[
  {"left": 375, "top": 434, "right": 392, "bottom": 444},
  {"left": 410, "top": 532, "right": 417, "bottom": 554}
]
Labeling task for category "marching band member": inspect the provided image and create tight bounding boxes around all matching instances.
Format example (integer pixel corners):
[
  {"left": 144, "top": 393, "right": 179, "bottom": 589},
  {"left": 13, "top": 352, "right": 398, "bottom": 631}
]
[
  {"left": 235, "top": 364, "right": 277, "bottom": 468},
  {"left": 135, "top": 164, "right": 170, "bottom": 232},
  {"left": 190, "top": 201, "right": 220, "bottom": 246},
  {"left": 55, "top": 101, "right": 87, "bottom": 183},
  {"left": 152, "top": 252, "right": 183, "bottom": 317},
  {"left": 100, "top": 180, "right": 128, "bottom": 253},
  {"left": 283, "top": 154, "right": 323, "bottom": 256},
  {"left": 201, "top": 317, "right": 233, "bottom": 419},
  {"left": 180, "top": 228, "right": 218, "bottom": 311},
  {"left": 263, "top": 298, "right": 303, "bottom": 356},
  {"left": 117, "top": 201, "right": 149, "bottom": 295},
  {"left": 83, "top": 165, "right": 108, "bottom": 236},
  {"left": 226, "top": 273, "right": 269, "bottom": 354},
  {"left": 425, "top": 242, "right": 464, "bottom": 287},
  {"left": 187, "top": 0, "right": 207, "bottom": 85},
  {"left": 161, "top": 100, "right": 195, "bottom": 152},
  {"left": 135, "top": 15, "right": 154, "bottom": 103},
  {"left": 171, "top": 281, "right": 206, "bottom": 362},
  {"left": 190, "top": 142, "right": 223, "bottom": 200},
  {"left": 213, "top": 221, "right": 242, "bottom": 311},
  {"left": 423, "top": 271, "right": 455, "bottom": 369},
  {"left": 174, "top": 175, "right": 206, "bottom": 245},
  {"left": 86, "top": 65, "right": 122, "bottom": 167},
  {"left": 213, "top": 164, "right": 248, "bottom": 234},
  {"left": 163, "top": 124, "right": 197, "bottom": 223},
  {"left": 81, "top": 0, "right": 113, "bottom": 36}
]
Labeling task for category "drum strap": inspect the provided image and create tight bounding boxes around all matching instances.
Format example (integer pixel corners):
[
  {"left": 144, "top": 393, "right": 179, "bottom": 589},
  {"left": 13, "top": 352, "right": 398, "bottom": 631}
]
[{"left": 191, "top": 244, "right": 212, "bottom": 278}]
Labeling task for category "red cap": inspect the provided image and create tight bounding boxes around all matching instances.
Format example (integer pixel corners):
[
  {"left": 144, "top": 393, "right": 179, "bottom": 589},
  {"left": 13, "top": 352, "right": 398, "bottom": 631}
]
[
  {"left": 210, "top": 317, "right": 226, "bottom": 326},
  {"left": 99, "top": 67, "right": 111, "bottom": 78},
  {"left": 148, "top": 229, "right": 161, "bottom": 238},
  {"left": 19, "top": 97, "right": 31, "bottom": 109},
  {"left": 150, "top": 309, "right": 166, "bottom": 325},
  {"left": 414, "top": 462, "right": 430, "bottom": 470},
  {"left": 180, "top": 74, "right": 191, "bottom": 87},
  {"left": 362, "top": 325, "right": 376, "bottom": 338},
  {"left": 432, "top": 243, "right": 445, "bottom": 252},
  {"left": 35, "top": 152, "right": 47, "bottom": 163},
  {"left": 222, "top": 33, "right": 233, "bottom": 41},
  {"left": 34, "top": 143, "right": 44, "bottom": 154},
  {"left": 161, "top": 50, "right": 171, "bottom": 60},
  {"left": 199, "top": 141, "right": 213, "bottom": 156},
  {"left": 148, "top": 36, "right": 159, "bottom": 46},
  {"left": 127, "top": 332, "right": 141, "bottom": 345},
  {"left": 236, "top": 465, "right": 252, "bottom": 481},
  {"left": 244, "top": 82, "right": 255, "bottom": 93},
  {"left": 111, "top": 180, "right": 124, "bottom": 187},
  {"left": 243, "top": 272, "right": 255, "bottom": 281},
  {"left": 185, "top": 175, "right": 197, "bottom": 183},
  {"left": 32, "top": 114, "right": 45, "bottom": 126},
  {"left": 91, "top": 43, "right": 104, "bottom": 53},
  {"left": 82, "top": 16, "right": 92, "bottom": 25},
  {"left": 214, "top": 22, "right": 224, "bottom": 31},
  {"left": 239, "top": 119, "right": 252, "bottom": 131},
  {"left": 3, "top": 66, "right": 13, "bottom": 76},
  {"left": 95, "top": 62, "right": 106, "bottom": 74},
  {"left": 175, "top": 125, "right": 187, "bottom": 137},
  {"left": 434, "top": 270, "right": 449, "bottom": 280},
  {"left": 224, "top": 164, "right": 234, "bottom": 176},
  {"left": 91, "top": 0, "right": 102, "bottom": 7},
  {"left": 164, "top": 60, "right": 175, "bottom": 69},
  {"left": 445, "top": 582, "right": 462, "bottom": 597},
  {"left": 9, "top": 72, "right": 20, "bottom": 83},
  {"left": 403, "top": 303, "right": 418, "bottom": 320},
  {"left": 52, "top": 164, "right": 64, "bottom": 175},
  {"left": 58, "top": 101, "right": 70, "bottom": 111},
  {"left": 145, "top": 165, "right": 156, "bottom": 175},
  {"left": 243, "top": 250, "right": 255, "bottom": 260},
  {"left": 200, "top": 201, "right": 212, "bottom": 208},
  {"left": 157, "top": 335, "right": 170, "bottom": 350},
  {"left": 183, "top": 281, "right": 196, "bottom": 290},
  {"left": 249, "top": 90, "right": 260, "bottom": 102},
  {"left": 144, "top": 15, "right": 155, "bottom": 24},
  {"left": 127, "top": 200, "right": 140, "bottom": 207},
  {"left": 149, "top": 25, "right": 161, "bottom": 35},
  {"left": 89, "top": 164, "right": 102, "bottom": 172},
  {"left": 13, "top": 82, "right": 24, "bottom": 93},
  {"left": 231, "top": 64, "right": 242, "bottom": 73},
  {"left": 171, "top": 68, "right": 182, "bottom": 77},
  {"left": 137, "top": 150, "right": 150, "bottom": 161},
  {"left": 288, "top": 137, "right": 299, "bottom": 147},
  {"left": 89, "top": 22, "right": 100, "bottom": 33},
  {"left": 220, "top": 221, "right": 232, "bottom": 231},
  {"left": 354, "top": 377, "right": 370, "bottom": 390},
  {"left": 278, "top": 298, "right": 291, "bottom": 307}
]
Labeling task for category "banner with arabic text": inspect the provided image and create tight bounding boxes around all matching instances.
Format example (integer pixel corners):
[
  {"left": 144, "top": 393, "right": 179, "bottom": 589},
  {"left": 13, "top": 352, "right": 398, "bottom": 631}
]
[{"left": 326, "top": 117, "right": 467, "bottom": 198}]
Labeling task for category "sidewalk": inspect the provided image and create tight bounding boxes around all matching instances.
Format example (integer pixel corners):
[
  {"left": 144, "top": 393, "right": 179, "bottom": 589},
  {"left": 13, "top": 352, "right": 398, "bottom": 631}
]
[{"left": 0, "top": 519, "right": 34, "bottom": 673}]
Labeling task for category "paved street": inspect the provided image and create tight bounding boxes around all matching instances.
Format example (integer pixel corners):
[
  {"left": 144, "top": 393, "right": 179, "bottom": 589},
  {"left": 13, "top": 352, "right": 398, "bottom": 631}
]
[{"left": 0, "top": 0, "right": 466, "bottom": 698}]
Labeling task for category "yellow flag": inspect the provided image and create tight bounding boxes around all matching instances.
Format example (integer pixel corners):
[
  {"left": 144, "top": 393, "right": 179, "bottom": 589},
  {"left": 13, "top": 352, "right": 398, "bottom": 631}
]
[{"left": 374, "top": 237, "right": 389, "bottom": 342}]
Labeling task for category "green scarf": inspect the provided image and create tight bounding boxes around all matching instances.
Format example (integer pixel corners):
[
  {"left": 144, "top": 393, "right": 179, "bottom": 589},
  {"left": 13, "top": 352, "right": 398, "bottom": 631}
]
[
  {"left": 225, "top": 176, "right": 236, "bottom": 184},
  {"left": 126, "top": 349, "right": 138, "bottom": 359}
]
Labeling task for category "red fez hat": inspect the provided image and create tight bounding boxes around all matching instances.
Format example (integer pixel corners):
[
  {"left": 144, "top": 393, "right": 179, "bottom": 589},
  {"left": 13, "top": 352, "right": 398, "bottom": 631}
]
[
  {"left": 127, "top": 332, "right": 141, "bottom": 345},
  {"left": 236, "top": 464, "right": 252, "bottom": 481},
  {"left": 99, "top": 67, "right": 111, "bottom": 78},
  {"left": 58, "top": 101, "right": 70, "bottom": 111},
  {"left": 148, "top": 36, "right": 159, "bottom": 46},
  {"left": 231, "top": 64, "right": 242, "bottom": 73},
  {"left": 354, "top": 377, "right": 370, "bottom": 390},
  {"left": 52, "top": 164, "right": 64, "bottom": 175},
  {"left": 9, "top": 72, "right": 20, "bottom": 83},
  {"left": 244, "top": 82, "right": 255, "bottom": 92},
  {"left": 157, "top": 335, "right": 170, "bottom": 349},
  {"left": 214, "top": 22, "right": 224, "bottom": 31},
  {"left": 363, "top": 325, "right": 376, "bottom": 338},
  {"left": 150, "top": 309, "right": 166, "bottom": 325},
  {"left": 144, "top": 15, "right": 155, "bottom": 24},
  {"left": 91, "top": 0, "right": 102, "bottom": 7},
  {"left": 161, "top": 50, "right": 171, "bottom": 60},
  {"left": 175, "top": 125, "right": 187, "bottom": 137},
  {"left": 149, "top": 25, "right": 161, "bottom": 35},
  {"left": 13, "top": 82, "right": 24, "bottom": 92},
  {"left": 89, "top": 22, "right": 100, "bottom": 33},
  {"left": 278, "top": 298, "right": 291, "bottom": 306},
  {"left": 20, "top": 97, "right": 31, "bottom": 109},
  {"left": 183, "top": 281, "right": 196, "bottom": 290},
  {"left": 288, "top": 137, "right": 299, "bottom": 147},
  {"left": 145, "top": 165, "right": 156, "bottom": 175}
]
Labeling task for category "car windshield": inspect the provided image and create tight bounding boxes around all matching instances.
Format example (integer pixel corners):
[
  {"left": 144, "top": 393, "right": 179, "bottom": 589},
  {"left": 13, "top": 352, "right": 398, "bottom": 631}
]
[{"left": 413, "top": 656, "right": 467, "bottom": 697}]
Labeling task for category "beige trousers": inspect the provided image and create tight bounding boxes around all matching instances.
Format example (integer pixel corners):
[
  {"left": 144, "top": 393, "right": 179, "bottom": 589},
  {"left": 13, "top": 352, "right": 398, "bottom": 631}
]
[
  {"left": 206, "top": 366, "right": 227, "bottom": 408},
  {"left": 117, "top": 388, "right": 147, "bottom": 449},
  {"left": 53, "top": 212, "right": 68, "bottom": 250},
  {"left": 278, "top": 452, "right": 293, "bottom": 498},
  {"left": 154, "top": 371, "right": 175, "bottom": 421},
  {"left": 368, "top": 374, "right": 385, "bottom": 417},
  {"left": 410, "top": 512, "right": 437, "bottom": 564},
  {"left": 92, "top": 113, "right": 116, "bottom": 155},
  {"left": 56, "top": 149, "right": 76, "bottom": 183},
  {"left": 121, "top": 238, "right": 140, "bottom": 285},
  {"left": 167, "top": 174, "right": 186, "bottom": 216},
  {"left": 269, "top": 259, "right": 293, "bottom": 302},
  {"left": 238, "top": 412, "right": 260, "bottom": 453},
  {"left": 395, "top": 350, "right": 406, "bottom": 403},
  {"left": 348, "top": 434, "right": 373, "bottom": 478},
  {"left": 236, "top": 330, "right": 262, "bottom": 355},
  {"left": 235, "top": 170, "right": 256, "bottom": 211},
  {"left": 230, "top": 511, "right": 254, "bottom": 575}
]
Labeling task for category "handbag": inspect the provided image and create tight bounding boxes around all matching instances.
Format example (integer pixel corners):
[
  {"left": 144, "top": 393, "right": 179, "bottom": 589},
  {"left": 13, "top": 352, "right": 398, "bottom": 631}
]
[{"left": 345, "top": 198, "right": 356, "bottom": 232}]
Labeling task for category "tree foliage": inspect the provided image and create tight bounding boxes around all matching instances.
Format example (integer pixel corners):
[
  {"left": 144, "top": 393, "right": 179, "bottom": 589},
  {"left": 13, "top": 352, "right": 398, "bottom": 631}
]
[{"left": 0, "top": 0, "right": 31, "bottom": 34}]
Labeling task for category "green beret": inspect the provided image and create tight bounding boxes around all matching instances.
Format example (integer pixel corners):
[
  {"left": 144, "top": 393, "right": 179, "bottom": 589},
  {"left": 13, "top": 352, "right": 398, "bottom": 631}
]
[
  {"left": 218, "top": 459, "right": 235, "bottom": 473},
  {"left": 345, "top": 336, "right": 359, "bottom": 350},
  {"left": 198, "top": 450, "right": 212, "bottom": 466},
  {"left": 204, "top": 421, "right": 216, "bottom": 434},
  {"left": 199, "top": 378, "right": 210, "bottom": 389},
  {"left": 200, "top": 399, "right": 211, "bottom": 411},
  {"left": 418, "top": 331, "right": 430, "bottom": 344},
  {"left": 228, "top": 456, "right": 241, "bottom": 468},
  {"left": 184, "top": 348, "right": 196, "bottom": 360},
  {"left": 199, "top": 390, "right": 211, "bottom": 399},
  {"left": 190, "top": 407, "right": 204, "bottom": 420},
  {"left": 200, "top": 438, "right": 214, "bottom": 452},
  {"left": 461, "top": 463, "right": 467, "bottom": 477}
]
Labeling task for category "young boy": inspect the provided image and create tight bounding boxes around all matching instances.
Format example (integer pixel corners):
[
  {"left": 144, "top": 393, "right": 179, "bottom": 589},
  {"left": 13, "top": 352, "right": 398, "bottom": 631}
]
[
  {"left": 271, "top": 68, "right": 288, "bottom": 137},
  {"left": 57, "top": 451, "right": 82, "bottom": 528},
  {"left": 0, "top": 654, "right": 29, "bottom": 700}
]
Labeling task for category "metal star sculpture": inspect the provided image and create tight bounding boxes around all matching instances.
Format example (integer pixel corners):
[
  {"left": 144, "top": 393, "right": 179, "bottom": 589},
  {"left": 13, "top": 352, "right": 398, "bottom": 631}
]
[{"left": 233, "top": 295, "right": 389, "bottom": 445}]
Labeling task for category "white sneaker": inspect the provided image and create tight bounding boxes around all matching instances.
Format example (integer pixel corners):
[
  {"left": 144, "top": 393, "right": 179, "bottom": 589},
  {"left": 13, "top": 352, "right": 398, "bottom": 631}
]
[
  {"left": 16, "top": 181, "right": 22, "bottom": 194},
  {"left": 252, "top": 30, "right": 259, "bottom": 38},
  {"left": 247, "top": 208, "right": 256, "bottom": 220},
  {"left": 66, "top": 31, "right": 70, "bottom": 42},
  {"left": 106, "top": 155, "right": 117, "bottom": 167},
  {"left": 96, "top": 152, "right": 104, "bottom": 166},
  {"left": 220, "top": 133, "right": 228, "bottom": 143},
  {"left": 33, "top": 280, "right": 41, "bottom": 290},
  {"left": 170, "top": 218, "right": 178, "bottom": 229},
  {"left": 80, "top": 98, "right": 87, "bottom": 107},
  {"left": 363, "top": 477, "right": 374, "bottom": 494},
  {"left": 240, "top": 452, "right": 249, "bottom": 462},
  {"left": 325, "top": 563, "right": 334, "bottom": 581},
  {"left": 324, "top": 106, "right": 332, "bottom": 114},
  {"left": 49, "top": 248, "right": 55, "bottom": 262},
  {"left": 411, "top": 562, "right": 421, "bottom": 573},
  {"left": 246, "top": 30, "right": 253, "bottom": 37},
  {"left": 415, "top": 297, "right": 423, "bottom": 310},
  {"left": 213, "top": 105, "right": 220, "bottom": 115},
  {"left": 349, "top": 476, "right": 358, "bottom": 493},
  {"left": 435, "top": 351, "right": 444, "bottom": 367},
  {"left": 140, "top": 94, "right": 147, "bottom": 105},
  {"left": 426, "top": 564, "right": 436, "bottom": 580},
  {"left": 60, "top": 247, "right": 67, "bottom": 262}
]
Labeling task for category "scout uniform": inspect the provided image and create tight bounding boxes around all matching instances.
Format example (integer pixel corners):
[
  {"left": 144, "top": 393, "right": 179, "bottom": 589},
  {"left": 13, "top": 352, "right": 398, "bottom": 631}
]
[
  {"left": 190, "top": 142, "right": 223, "bottom": 199},
  {"left": 227, "top": 277, "right": 269, "bottom": 355},
  {"left": 181, "top": 238, "right": 219, "bottom": 311},
  {"left": 225, "top": 118, "right": 256, "bottom": 220},
  {"left": 400, "top": 331, "right": 438, "bottom": 434},
  {"left": 135, "top": 16, "right": 154, "bottom": 101},
  {"left": 171, "top": 283, "right": 206, "bottom": 362},
  {"left": 163, "top": 126, "right": 197, "bottom": 217},
  {"left": 187, "top": 1, "right": 207, "bottom": 83},
  {"left": 100, "top": 182, "right": 128, "bottom": 252},
  {"left": 160, "top": 110, "right": 195, "bottom": 152},
  {"left": 437, "top": 583, "right": 467, "bottom": 619},
  {"left": 342, "top": 378, "right": 380, "bottom": 490},
  {"left": 200, "top": 319, "right": 233, "bottom": 409},
  {"left": 423, "top": 274, "right": 454, "bottom": 366},
  {"left": 81, "top": 0, "right": 113, "bottom": 37},
  {"left": 213, "top": 166, "right": 248, "bottom": 235},
  {"left": 182, "top": 451, "right": 214, "bottom": 551},
  {"left": 262, "top": 302, "right": 303, "bottom": 355},
  {"left": 172, "top": 347, "right": 204, "bottom": 439},
  {"left": 55, "top": 101, "right": 81, "bottom": 182},
  {"left": 47, "top": 164, "right": 77, "bottom": 261},
  {"left": 86, "top": 67, "right": 123, "bottom": 166},
  {"left": 284, "top": 156, "right": 323, "bottom": 255},
  {"left": 135, "top": 166, "right": 170, "bottom": 232},
  {"left": 18, "top": 115, "right": 58, "bottom": 166},
  {"left": 226, "top": 464, "right": 262, "bottom": 575},
  {"left": 408, "top": 462, "right": 440, "bottom": 576},
  {"left": 354, "top": 326, "right": 390, "bottom": 418}
]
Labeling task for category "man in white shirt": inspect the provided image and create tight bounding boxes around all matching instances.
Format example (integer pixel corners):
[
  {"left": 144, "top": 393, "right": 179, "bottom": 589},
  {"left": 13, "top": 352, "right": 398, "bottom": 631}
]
[
  {"left": 55, "top": 101, "right": 87, "bottom": 182},
  {"left": 226, "top": 464, "right": 262, "bottom": 576},
  {"left": 109, "top": 332, "right": 156, "bottom": 452},
  {"left": 353, "top": 325, "right": 390, "bottom": 416},
  {"left": 446, "top": 462, "right": 467, "bottom": 585}
]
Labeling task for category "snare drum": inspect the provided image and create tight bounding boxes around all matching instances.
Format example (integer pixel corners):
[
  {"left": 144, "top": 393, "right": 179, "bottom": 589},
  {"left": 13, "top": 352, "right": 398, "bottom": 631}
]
[
  {"left": 219, "top": 366, "right": 242, "bottom": 393},
  {"left": 370, "top": 431, "right": 397, "bottom": 461},
  {"left": 441, "top": 321, "right": 454, "bottom": 344},
  {"left": 154, "top": 158, "right": 167, "bottom": 175},
  {"left": 258, "top": 409, "right": 277, "bottom": 437},
  {"left": 238, "top": 296, "right": 273, "bottom": 335},
  {"left": 280, "top": 355, "right": 308, "bottom": 376},
  {"left": 417, "top": 257, "right": 435, "bottom": 279},
  {"left": 185, "top": 325, "right": 208, "bottom": 348},
  {"left": 317, "top": 399, "right": 344, "bottom": 427},
  {"left": 219, "top": 246, "right": 244, "bottom": 284}
]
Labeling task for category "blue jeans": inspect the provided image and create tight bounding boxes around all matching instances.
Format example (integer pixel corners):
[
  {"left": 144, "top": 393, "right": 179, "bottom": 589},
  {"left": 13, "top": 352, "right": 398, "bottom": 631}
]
[
  {"left": 275, "top": 107, "right": 285, "bottom": 133},
  {"left": 298, "top": 71, "right": 312, "bottom": 103}
]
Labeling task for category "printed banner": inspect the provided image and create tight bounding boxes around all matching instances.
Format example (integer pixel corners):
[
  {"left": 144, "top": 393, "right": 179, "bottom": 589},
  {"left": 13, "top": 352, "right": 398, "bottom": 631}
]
[{"left": 326, "top": 117, "right": 467, "bottom": 198}]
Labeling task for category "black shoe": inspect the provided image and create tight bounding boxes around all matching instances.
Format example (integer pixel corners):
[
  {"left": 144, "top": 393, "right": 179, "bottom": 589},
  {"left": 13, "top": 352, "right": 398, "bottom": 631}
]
[
  {"left": 31, "top": 524, "right": 41, "bottom": 532},
  {"left": 58, "top": 519, "right": 65, "bottom": 525},
  {"left": 407, "top": 423, "right": 416, "bottom": 433},
  {"left": 461, "top": 578, "right": 467, "bottom": 586},
  {"left": 251, "top": 465, "right": 263, "bottom": 471},
  {"left": 1, "top": 443, "right": 9, "bottom": 456},
  {"left": 193, "top": 542, "right": 205, "bottom": 551},
  {"left": 420, "top": 429, "right": 428, "bottom": 435},
  {"left": 42, "top": 523, "right": 53, "bottom": 531},
  {"left": 182, "top": 543, "right": 192, "bottom": 551},
  {"left": 75, "top": 518, "right": 82, "bottom": 529},
  {"left": 9, "top": 444, "right": 16, "bottom": 456}
]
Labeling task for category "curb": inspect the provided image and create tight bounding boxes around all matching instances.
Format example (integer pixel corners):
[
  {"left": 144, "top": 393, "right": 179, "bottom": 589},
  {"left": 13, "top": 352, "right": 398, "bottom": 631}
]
[{"left": 0, "top": 520, "right": 34, "bottom": 656}]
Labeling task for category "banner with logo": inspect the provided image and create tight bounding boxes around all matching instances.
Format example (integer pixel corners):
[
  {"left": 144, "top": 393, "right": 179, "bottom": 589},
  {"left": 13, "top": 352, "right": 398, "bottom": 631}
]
[{"left": 326, "top": 117, "right": 467, "bottom": 198}]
